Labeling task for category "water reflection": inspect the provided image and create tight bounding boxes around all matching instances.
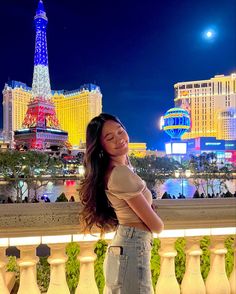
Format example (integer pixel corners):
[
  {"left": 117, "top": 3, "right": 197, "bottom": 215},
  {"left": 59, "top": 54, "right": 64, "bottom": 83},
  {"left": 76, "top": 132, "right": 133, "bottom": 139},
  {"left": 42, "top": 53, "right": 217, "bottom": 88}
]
[{"left": 0, "top": 178, "right": 235, "bottom": 202}]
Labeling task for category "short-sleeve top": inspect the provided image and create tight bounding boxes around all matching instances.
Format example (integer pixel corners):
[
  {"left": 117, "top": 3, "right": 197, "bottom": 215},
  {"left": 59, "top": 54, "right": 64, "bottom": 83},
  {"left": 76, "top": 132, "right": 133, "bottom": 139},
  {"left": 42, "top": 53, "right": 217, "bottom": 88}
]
[{"left": 105, "top": 165, "right": 153, "bottom": 225}]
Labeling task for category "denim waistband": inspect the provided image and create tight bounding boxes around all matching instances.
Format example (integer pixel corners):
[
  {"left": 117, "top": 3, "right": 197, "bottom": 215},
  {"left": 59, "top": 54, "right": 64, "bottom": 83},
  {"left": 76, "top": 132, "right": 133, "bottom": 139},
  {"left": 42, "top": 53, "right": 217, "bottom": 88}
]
[{"left": 117, "top": 224, "right": 153, "bottom": 241}]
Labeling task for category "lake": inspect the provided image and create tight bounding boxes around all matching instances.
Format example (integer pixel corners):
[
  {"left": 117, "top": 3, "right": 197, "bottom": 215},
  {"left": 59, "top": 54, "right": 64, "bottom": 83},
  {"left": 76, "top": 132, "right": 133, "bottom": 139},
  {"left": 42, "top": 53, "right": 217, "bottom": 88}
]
[{"left": 0, "top": 178, "right": 235, "bottom": 202}]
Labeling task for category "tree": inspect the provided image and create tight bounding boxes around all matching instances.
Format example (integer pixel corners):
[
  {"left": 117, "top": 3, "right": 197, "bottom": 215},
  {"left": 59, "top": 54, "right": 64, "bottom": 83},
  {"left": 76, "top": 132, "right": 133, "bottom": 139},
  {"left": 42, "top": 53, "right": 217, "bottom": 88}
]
[
  {"left": 0, "top": 150, "right": 29, "bottom": 202},
  {"left": 188, "top": 152, "right": 233, "bottom": 197},
  {"left": 0, "top": 150, "right": 61, "bottom": 202},
  {"left": 130, "top": 155, "right": 181, "bottom": 192}
]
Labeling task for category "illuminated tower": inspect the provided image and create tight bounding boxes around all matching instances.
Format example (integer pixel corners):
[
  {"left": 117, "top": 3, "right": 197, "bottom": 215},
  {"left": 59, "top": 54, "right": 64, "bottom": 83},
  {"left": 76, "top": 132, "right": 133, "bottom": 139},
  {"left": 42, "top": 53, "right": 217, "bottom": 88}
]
[{"left": 14, "top": 0, "right": 68, "bottom": 150}]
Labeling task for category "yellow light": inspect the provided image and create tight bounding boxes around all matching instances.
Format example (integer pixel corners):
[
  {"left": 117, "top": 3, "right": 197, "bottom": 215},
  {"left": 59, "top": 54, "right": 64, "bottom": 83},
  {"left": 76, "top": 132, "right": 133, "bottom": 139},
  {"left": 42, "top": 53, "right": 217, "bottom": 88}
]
[
  {"left": 175, "top": 171, "right": 180, "bottom": 178},
  {"left": 185, "top": 170, "right": 191, "bottom": 178},
  {"left": 0, "top": 238, "right": 9, "bottom": 247},
  {"left": 42, "top": 235, "right": 72, "bottom": 244},
  {"left": 73, "top": 233, "right": 100, "bottom": 242},
  {"left": 9, "top": 236, "right": 41, "bottom": 246}
]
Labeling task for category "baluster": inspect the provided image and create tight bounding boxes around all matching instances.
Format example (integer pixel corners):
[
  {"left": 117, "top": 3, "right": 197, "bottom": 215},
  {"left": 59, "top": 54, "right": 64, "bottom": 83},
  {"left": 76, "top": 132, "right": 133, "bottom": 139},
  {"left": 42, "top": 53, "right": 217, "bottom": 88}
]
[
  {"left": 17, "top": 245, "right": 41, "bottom": 294},
  {"left": 155, "top": 238, "right": 180, "bottom": 294},
  {"left": 181, "top": 237, "right": 206, "bottom": 294},
  {"left": 75, "top": 241, "right": 99, "bottom": 294},
  {"left": 229, "top": 239, "right": 236, "bottom": 294},
  {"left": 205, "top": 236, "right": 231, "bottom": 294},
  {"left": 47, "top": 244, "right": 70, "bottom": 294},
  {"left": 0, "top": 247, "right": 10, "bottom": 294}
]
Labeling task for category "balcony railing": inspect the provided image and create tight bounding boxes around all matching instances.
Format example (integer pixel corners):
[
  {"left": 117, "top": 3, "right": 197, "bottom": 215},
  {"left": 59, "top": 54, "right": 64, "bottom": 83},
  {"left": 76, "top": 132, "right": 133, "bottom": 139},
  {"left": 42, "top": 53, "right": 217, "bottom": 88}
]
[{"left": 0, "top": 198, "right": 235, "bottom": 294}]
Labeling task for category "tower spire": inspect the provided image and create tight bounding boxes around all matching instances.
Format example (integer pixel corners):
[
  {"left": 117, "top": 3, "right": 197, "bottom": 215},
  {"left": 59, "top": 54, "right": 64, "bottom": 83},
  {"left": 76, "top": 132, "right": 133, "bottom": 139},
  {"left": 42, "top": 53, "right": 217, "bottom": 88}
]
[
  {"left": 14, "top": 0, "right": 68, "bottom": 150},
  {"left": 32, "top": 0, "right": 51, "bottom": 100}
]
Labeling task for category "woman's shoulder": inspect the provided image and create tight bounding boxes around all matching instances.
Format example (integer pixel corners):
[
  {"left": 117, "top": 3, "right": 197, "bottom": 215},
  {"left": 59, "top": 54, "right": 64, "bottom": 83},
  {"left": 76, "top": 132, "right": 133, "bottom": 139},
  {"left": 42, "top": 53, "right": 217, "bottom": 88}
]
[
  {"left": 108, "top": 164, "right": 143, "bottom": 191},
  {"left": 110, "top": 164, "right": 134, "bottom": 178}
]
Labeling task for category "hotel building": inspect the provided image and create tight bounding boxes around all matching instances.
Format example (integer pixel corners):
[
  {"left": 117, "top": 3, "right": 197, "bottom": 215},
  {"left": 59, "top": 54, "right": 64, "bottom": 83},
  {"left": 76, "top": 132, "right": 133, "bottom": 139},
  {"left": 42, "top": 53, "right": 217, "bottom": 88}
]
[
  {"left": 174, "top": 73, "right": 236, "bottom": 141},
  {"left": 2, "top": 81, "right": 102, "bottom": 148}
]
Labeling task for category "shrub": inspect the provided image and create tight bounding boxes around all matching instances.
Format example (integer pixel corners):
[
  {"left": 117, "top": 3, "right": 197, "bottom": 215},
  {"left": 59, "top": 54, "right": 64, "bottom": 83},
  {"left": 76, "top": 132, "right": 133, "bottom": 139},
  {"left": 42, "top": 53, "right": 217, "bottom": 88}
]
[
  {"left": 66, "top": 242, "right": 80, "bottom": 294},
  {"left": 55, "top": 192, "right": 68, "bottom": 202}
]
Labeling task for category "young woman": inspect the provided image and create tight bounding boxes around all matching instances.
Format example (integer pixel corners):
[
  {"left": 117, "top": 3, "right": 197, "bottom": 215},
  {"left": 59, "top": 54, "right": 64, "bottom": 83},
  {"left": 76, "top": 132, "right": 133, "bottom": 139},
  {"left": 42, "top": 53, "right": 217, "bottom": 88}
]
[{"left": 79, "top": 113, "right": 164, "bottom": 294}]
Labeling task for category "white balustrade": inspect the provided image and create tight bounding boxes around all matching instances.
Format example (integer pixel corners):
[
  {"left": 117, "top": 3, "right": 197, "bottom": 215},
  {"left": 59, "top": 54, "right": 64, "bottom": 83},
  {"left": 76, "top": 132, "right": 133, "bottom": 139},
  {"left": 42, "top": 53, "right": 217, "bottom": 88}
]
[
  {"left": 0, "top": 199, "right": 235, "bottom": 293},
  {"left": 155, "top": 238, "right": 180, "bottom": 294},
  {"left": 0, "top": 247, "right": 10, "bottom": 294},
  {"left": 75, "top": 241, "right": 99, "bottom": 294},
  {"left": 47, "top": 244, "right": 70, "bottom": 294},
  {"left": 17, "top": 245, "right": 41, "bottom": 294},
  {"left": 205, "top": 236, "right": 231, "bottom": 294},
  {"left": 181, "top": 237, "right": 206, "bottom": 294}
]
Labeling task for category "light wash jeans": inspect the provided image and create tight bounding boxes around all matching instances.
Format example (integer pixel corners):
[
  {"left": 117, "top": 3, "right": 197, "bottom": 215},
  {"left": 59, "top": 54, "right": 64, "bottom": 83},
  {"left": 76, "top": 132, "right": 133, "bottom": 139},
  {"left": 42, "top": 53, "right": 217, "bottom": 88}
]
[{"left": 103, "top": 225, "right": 154, "bottom": 294}]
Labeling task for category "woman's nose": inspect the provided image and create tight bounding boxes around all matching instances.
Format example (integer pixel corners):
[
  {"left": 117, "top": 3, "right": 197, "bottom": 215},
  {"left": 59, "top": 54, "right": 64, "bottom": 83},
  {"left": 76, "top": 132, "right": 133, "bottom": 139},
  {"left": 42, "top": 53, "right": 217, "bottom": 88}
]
[{"left": 116, "top": 137, "right": 124, "bottom": 144}]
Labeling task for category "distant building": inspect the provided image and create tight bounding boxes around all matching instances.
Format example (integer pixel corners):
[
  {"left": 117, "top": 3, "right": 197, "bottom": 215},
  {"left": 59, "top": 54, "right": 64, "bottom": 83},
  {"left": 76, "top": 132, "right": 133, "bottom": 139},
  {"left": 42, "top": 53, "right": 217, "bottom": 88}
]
[
  {"left": 2, "top": 81, "right": 102, "bottom": 148},
  {"left": 2, "top": 81, "right": 31, "bottom": 143},
  {"left": 52, "top": 84, "right": 102, "bottom": 148},
  {"left": 128, "top": 143, "right": 147, "bottom": 157},
  {"left": 187, "top": 137, "right": 236, "bottom": 167},
  {"left": 2, "top": 0, "right": 102, "bottom": 149},
  {"left": 174, "top": 73, "right": 236, "bottom": 141},
  {"left": 0, "top": 129, "right": 10, "bottom": 150}
]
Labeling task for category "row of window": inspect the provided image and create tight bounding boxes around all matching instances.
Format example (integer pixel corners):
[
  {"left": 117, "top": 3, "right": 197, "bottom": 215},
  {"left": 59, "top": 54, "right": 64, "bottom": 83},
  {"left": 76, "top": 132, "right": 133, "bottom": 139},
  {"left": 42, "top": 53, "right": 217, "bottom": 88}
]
[{"left": 178, "top": 82, "right": 211, "bottom": 89}]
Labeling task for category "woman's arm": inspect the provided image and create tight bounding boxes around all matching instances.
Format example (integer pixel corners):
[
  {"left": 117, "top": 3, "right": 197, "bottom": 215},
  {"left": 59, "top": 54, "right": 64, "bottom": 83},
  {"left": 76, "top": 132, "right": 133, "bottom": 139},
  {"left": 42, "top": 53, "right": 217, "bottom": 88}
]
[{"left": 126, "top": 194, "right": 164, "bottom": 234}]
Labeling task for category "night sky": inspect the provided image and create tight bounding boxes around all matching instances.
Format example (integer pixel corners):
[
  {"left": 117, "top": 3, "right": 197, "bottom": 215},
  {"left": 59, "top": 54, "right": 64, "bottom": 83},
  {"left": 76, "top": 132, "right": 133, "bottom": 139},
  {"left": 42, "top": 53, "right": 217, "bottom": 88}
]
[{"left": 0, "top": 0, "right": 235, "bottom": 150}]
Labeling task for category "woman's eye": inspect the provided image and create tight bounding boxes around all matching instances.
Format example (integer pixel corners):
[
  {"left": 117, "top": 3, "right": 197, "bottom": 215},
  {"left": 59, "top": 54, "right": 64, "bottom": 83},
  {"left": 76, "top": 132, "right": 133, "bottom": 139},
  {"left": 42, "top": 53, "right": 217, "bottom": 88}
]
[
  {"left": 107, "top": 136, "right": 114, "bottom": 141},
  {"left": 118, "top": 130, "right": 124, "bottom": 134}
]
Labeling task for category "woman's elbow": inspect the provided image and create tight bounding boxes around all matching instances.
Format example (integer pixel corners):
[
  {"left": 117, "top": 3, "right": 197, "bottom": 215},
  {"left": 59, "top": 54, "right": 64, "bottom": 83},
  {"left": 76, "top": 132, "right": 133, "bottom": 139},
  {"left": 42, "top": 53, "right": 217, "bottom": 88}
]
[
  {"left": 157, "top": 220, "right": 164, "bottom": 234},
  {"left": 153, "top": 218, "right": 164, "bottom": 234}
]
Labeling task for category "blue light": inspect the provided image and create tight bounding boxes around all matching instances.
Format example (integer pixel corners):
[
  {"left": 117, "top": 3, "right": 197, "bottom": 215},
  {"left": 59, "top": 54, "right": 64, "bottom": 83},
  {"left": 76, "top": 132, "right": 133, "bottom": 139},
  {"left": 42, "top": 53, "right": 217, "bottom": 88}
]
[
  {"left": 34, "top": 1, "right": 48, "bottom": 66},
  {"left": 202, "top": 27, "right": 217, "bottom": 42}
]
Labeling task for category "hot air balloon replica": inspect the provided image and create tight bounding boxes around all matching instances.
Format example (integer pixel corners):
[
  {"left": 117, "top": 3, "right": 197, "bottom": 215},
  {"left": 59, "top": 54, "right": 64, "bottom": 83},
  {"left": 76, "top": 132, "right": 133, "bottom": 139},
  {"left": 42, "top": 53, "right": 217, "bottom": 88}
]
[{"left": 161, "top": 107, "right": 190, "bottom": 158}]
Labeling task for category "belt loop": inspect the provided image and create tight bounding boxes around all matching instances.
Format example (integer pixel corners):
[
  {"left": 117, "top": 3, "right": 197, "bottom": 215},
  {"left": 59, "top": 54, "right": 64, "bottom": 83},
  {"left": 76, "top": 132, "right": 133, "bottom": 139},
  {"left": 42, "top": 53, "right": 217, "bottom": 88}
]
[{"left": 127, "top": 227, "right": 135, "bottom": 238}]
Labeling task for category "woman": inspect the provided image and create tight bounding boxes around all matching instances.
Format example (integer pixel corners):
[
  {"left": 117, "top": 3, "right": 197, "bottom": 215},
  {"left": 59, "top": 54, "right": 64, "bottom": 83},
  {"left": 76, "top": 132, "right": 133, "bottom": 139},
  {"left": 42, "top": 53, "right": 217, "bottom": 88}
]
[{"left": 79, "top": 113, "right": 164, "bottom": 294}]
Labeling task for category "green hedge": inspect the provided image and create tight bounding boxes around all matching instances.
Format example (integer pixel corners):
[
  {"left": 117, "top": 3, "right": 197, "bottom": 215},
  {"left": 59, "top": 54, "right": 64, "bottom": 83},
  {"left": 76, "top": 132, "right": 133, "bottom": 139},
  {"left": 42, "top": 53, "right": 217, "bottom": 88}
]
[{"left": 7, "top": 236, "right": 234, "bottom": 294}]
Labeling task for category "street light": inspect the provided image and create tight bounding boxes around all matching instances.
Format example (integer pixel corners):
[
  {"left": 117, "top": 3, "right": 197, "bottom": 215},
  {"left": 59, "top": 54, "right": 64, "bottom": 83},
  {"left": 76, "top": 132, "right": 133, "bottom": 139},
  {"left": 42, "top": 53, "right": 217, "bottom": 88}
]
[{"left": 175, "top": 169, "right": 191, "bottom": 197}]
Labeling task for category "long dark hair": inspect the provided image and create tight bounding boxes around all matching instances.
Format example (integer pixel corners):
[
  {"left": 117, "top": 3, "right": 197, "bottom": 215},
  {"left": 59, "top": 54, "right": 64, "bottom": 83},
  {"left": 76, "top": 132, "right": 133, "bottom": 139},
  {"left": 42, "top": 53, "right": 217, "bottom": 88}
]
[{"left": 79, "top": 113, "right": 125, "bottom": 233}]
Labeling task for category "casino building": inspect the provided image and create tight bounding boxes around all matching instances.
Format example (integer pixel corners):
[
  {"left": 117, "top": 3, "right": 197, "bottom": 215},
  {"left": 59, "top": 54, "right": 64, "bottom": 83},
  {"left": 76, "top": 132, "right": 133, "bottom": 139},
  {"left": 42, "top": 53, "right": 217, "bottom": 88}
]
[
  {"left": 162, "top": 73, "right": 236, "bottom": 166},
  {"left": 2, "top": 81, "right": 102, "bottom": 149},
  {"left": 174, "top": 73, "right": 236, "bottom": 141}
]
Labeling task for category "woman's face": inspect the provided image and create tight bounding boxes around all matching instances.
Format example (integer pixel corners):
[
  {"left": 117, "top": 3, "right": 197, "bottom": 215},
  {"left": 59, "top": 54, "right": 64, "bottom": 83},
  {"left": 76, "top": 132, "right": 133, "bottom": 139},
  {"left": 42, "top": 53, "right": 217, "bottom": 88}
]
[{"left": 100, "top": 120, "right": 129, "bottom": 157}]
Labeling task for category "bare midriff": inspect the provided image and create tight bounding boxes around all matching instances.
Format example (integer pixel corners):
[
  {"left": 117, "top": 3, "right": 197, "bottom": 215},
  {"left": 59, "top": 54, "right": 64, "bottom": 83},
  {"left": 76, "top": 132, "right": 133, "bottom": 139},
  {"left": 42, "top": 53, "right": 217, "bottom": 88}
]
[{"left": 120, "top": 222, "right": 151, "bottom": 232}]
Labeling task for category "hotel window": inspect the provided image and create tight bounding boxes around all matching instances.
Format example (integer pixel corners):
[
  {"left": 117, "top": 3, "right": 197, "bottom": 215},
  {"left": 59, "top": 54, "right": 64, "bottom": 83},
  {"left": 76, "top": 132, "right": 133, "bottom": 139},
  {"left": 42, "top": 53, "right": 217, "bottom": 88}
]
[
  {"left": 201, "top": 83, "right": 208, "bottom": 87},
  {"left": 186, "top": 84, "right": 193, "bottom": 89}
]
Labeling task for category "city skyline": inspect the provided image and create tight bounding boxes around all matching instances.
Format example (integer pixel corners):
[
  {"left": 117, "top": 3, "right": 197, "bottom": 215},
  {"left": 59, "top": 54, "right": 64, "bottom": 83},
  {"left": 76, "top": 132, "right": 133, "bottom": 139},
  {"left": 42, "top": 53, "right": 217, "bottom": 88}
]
[{"left": 0, "top": 0, "right": 235, "bottom": 150}]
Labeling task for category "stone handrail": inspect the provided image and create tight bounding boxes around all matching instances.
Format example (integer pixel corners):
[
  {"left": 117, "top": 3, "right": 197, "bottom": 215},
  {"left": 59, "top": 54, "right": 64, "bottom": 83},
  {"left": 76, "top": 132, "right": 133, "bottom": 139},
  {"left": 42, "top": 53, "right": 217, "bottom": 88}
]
[{"left": 0, "top": 198, "right": 235, "bottom": 294}]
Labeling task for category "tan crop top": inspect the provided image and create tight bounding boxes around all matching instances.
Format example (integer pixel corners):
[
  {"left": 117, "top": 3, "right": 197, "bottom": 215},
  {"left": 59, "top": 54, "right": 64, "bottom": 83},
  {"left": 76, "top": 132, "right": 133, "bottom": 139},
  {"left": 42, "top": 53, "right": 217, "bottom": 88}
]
[{"left": 105, "top": 165, "right": 153, "bottom": 225}]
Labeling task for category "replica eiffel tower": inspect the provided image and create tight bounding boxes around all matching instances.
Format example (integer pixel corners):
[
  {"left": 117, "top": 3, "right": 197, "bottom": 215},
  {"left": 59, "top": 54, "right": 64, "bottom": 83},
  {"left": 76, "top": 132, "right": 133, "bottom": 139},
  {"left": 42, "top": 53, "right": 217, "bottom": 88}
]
[{"left": 14, "top": 0, "right": 68, "bottom": 150}]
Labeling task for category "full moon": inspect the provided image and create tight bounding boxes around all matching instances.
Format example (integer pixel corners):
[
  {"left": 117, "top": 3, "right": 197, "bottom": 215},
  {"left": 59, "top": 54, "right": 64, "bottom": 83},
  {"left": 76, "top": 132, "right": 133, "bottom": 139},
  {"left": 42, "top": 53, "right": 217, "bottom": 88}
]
[
  {"left": 206, "top": 31, "right": 213, "bottom": 38},
  {"left": 203, "top": 28, "right": 216, "bottom": 41}
]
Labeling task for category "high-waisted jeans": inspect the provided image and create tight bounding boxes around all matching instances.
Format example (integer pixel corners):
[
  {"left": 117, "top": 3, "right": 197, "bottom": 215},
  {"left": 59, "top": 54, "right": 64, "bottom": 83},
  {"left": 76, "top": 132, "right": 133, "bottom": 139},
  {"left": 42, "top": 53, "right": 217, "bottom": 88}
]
[{"left": 103, "top": 225, "right": 154, "bottom": 294}]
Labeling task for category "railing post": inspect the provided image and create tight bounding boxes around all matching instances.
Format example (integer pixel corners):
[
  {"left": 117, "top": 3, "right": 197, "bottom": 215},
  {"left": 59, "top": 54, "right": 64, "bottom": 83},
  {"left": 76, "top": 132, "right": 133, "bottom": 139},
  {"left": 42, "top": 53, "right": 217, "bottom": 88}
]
[
  {"left": 47, "top": 244, "right": 70, "bottom": 294},
  {"left": 155, "top": 238, "right": 180, "bottom": 294},
  {"left": 17, "top": 245, "right": 41, "bottom": 294},
  {"left": 205, "top": 236, "right": 231, "bottom": 294},
  {"left": 0, "top": 247, "right": 10, "bottom": 294},
  {"left": 75, "top": 241, "right": 99, "bottom": 294},
  {"left": 229, "top": 239, "right": 236, "bottom": 294},
  {"left": 181, "top": 237, "right": 206, "bottom": 294}
]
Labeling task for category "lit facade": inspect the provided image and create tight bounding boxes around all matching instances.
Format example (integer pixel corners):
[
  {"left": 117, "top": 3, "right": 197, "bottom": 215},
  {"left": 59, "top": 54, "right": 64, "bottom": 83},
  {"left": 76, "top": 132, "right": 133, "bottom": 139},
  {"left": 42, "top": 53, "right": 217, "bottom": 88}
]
[
  {"left": 128, "top": 143, "right": 147, "bottom": 157},
  {"left": 52, "top": 84, "right": 102, "bottom": 148},
  {"left": 174, "top": 73, "right": 236, "bottom": 140},
  {"left": 2, "top": 81, "right": 31, "bottom": 143},
  {"left": 2, "top": 81, "right": 102, "bottom": 148}
]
